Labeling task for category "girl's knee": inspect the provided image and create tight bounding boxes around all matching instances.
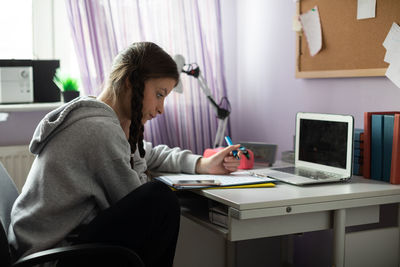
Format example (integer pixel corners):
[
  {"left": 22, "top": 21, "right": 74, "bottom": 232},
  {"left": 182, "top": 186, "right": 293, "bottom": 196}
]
[{"left": 146, "top": 181, "right": 180, "bottom": 214}]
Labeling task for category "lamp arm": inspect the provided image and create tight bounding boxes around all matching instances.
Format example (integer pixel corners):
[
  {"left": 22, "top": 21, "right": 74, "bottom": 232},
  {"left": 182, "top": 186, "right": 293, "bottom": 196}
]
[
  {"left": 197, "top": 74, "right": 217, "bottom": 111},
  {"left": 197, "top": 74, "right": 230, "bottom": 119},
  {"left": 176, "top": 57, "right": 231, "bottom": 146},
  {"left": 180, "top": 63, "right": 230, "bottom": 120},
  {"left": 197, "top": 74, "right": 213, "bottom": 97}
]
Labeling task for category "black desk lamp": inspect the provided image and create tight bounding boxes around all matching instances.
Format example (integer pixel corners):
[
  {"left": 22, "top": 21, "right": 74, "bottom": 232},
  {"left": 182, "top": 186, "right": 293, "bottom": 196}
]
[{"left": 174, "top": 55, "right": 230, "bottom": 148}]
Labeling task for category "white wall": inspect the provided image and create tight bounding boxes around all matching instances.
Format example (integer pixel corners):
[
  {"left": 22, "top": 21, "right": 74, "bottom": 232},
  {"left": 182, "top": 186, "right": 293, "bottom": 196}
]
[{"left": 222, "top": 0, "right": 400, "bottom": 159}]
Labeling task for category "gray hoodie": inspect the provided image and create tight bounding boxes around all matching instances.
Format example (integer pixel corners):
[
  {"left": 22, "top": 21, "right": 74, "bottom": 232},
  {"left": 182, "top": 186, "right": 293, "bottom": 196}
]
[{"left": 8, "top": 96, "right": 201, "bottom": 258}]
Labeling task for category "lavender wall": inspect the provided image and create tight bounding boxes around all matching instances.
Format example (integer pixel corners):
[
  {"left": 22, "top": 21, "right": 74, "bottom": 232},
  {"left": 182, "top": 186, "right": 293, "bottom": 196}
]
[
  {"left": 0, "top": 111, "right": 47, "bottom": 146},
  {"left": 223, "top": 0, "right": 400, "bottom": 159}
]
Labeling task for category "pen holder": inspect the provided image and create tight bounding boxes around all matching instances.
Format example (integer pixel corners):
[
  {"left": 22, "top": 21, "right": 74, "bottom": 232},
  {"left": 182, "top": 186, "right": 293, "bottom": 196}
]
[{"left": 203, "top": 147, "right": 254, "bottom": 169}]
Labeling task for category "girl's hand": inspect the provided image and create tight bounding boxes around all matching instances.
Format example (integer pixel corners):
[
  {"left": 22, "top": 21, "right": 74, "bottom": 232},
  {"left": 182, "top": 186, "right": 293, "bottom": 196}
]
[{"left": 195, "top": 145, "right": 241, "bottom": 174}]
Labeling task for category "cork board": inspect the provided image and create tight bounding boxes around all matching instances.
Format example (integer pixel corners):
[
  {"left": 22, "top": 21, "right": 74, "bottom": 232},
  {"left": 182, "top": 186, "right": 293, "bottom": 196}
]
[{"left": 296, "top": 0, "right": 400, "bottom": 78}]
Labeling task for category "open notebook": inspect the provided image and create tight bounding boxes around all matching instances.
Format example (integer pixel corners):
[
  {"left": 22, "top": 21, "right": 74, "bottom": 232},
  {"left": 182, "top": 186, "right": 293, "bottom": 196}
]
[
  {"left": 155, "top": 172, "right": 275, "bottom": 190},
  {"left": 252, "top": 112, "right": 354, "bottom": 185}
]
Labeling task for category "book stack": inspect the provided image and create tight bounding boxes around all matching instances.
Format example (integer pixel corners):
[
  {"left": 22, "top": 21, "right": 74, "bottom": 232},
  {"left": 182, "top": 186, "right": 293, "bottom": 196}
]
[
  {"left": 363, "top": 111, "right": 400, "bottom": 184},
  {"left": 353, "top": 128, "right": 364, "bottom": 176}
]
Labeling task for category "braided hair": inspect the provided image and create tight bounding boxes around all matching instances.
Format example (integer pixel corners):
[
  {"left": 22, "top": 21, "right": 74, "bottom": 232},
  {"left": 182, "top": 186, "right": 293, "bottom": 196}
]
[{"left": 104, "top": 42, "right": 179, "bottom": 168}]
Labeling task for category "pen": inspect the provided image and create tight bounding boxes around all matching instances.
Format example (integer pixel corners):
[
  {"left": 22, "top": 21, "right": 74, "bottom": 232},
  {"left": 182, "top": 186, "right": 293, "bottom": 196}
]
[{"left": 224, "top": 136, "right": 240, "bottom": 160}]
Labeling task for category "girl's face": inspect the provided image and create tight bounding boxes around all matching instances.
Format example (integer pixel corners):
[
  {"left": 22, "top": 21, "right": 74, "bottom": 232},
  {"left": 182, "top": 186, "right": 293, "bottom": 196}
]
[{"left": 141, "top": 77, "right": 176, "bottom": 124}]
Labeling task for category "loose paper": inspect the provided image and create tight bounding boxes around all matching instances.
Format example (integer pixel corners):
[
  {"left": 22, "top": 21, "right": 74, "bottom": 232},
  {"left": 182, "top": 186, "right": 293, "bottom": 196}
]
[
  {"left": 357, "top": 0, "right": 376, "bottom": 20},
  {"left": 0, "top": 112, "right": 9, "bottom": 122},
  {"left": 384, "top": 47, "right": 400, "bottom": 65},
  {"left": 292, "top": 15, "right": 302, "bottom": 32},
  {"left": 383, "top": 23, "right": 400, "bottom": 63},
  {"left": 299, "top": 6, "right": 322, "bottom": 57},
  {"left": 383, "top": 23, "right": 400, "bottom": 89},
  {"left": 386, "top": 63, "right": 400, "bottom": 89},
  {"left": 383, "top": 23, "right": 400, "bottom": 49}
]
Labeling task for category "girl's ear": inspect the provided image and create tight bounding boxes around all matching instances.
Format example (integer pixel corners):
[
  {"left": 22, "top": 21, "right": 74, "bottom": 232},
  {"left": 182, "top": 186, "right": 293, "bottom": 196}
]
[
  {"left": 116, "top": 78, "right": 133, "bottom": 121},
  {"left": 124, "top": 76, "right": 132, "bottom": 90},
  {"left": 121, "top": 76, "right": 134, "bottom": 100}
]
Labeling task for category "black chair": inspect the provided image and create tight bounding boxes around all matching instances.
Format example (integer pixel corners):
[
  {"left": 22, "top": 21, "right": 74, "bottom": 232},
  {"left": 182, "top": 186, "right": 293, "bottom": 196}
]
[{"left": 0, "top": 162, "right": 144, "bottom": 267}]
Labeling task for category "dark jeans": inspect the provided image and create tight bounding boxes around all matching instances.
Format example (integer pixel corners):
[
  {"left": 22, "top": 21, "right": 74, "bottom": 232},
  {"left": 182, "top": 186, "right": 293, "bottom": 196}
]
[{"left": 58, "top": 180, "right": 180, "bottom": 267}]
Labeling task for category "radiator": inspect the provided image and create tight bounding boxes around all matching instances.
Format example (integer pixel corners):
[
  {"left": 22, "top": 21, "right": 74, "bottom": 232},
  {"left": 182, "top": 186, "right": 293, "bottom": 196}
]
[{"left": 0, "top": 145, "right": 35, "bottom": 192}]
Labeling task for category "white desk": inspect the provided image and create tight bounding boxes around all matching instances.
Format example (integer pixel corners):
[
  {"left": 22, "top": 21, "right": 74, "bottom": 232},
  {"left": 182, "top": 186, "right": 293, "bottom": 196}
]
[{"left": 176, "top": 176, "right": 400, "bottom": 267}]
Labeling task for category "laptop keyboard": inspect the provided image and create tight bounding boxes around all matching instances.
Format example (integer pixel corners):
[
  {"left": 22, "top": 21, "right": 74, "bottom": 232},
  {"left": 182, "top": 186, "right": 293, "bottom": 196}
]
[{"left": 274, "top": 166, "right": 341, "bottom": 180}]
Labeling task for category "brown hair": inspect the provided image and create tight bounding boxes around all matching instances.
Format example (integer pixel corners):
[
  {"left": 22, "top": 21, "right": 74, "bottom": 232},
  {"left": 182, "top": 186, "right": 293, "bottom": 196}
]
[{"left": 103, "top": 42, "right": 179, "bottom": 168}]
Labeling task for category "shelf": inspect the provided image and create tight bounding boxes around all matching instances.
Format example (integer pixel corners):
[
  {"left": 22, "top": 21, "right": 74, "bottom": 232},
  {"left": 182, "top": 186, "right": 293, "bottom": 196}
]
[{"left": 0, "top": 102, "right": 63, "bottom": 112}]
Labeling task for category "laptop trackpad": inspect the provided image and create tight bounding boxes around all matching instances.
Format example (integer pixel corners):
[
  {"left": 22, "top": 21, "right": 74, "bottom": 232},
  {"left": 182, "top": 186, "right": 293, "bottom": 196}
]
[{"left": 264, "top": 170, "right": 312, "bottom": 184}]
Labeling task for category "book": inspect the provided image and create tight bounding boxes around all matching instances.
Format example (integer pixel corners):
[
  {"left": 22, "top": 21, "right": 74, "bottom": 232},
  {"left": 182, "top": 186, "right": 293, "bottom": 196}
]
[
  {"left": 352, "top": 130, "right": 364, "bottom": 176},
  {"left": 371, "top": 115, "right": 384, "bottom": 180},
  {"left": 383, "top": 115, "right": 395, "bottom": 182},
  {"left": 206, "top": 183, "right": 275, "bottom": 190},
  {"left": 155, "top": 171, "right": 276, "bottom": 190},
  {"left": 354, "top": 141, "right": 360, "bottom": 149},
  {"left": 354, "top": 128, "right": 364, "bottom": 141},
  {"left": 353, "top": 155, "right": 363, "bottom": 163},
  {"left": 390, "top": 114, "right": 400, "bottom": 184},
  {"left": 353, "top": 162, "right": 360, "bottom": 175},
  {"left": 363, "top": 111, "right": 400, "bottom": 178},
  {"left": 353, "top": 153, "right": 363, "bottom": 175}
]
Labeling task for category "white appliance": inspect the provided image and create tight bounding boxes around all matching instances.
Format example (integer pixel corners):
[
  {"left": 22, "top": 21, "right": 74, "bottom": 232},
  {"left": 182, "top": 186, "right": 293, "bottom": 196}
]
[{"left": 0, "top": 66, "right": 33, "bottom": 103}]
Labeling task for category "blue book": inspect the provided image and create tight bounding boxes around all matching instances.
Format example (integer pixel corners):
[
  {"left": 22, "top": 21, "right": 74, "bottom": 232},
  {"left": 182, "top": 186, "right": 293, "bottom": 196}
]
[
  {"left": 353, "top": 155, "right": 362, "bottom": 163},
  {"left": 354, "top": 141, "right": 361, "bottom": 149},
  {"left": 354, "top": 128, "right": 364, "bottom": 141},
  {"left": 383, "top": 115, "right": 395, "bottom": 182},
  {"left": 353, "top": 162, "right": 360, "bottom": 175},
  {"left": 371, "top": 115, "right": 384, "bottom": 180}
]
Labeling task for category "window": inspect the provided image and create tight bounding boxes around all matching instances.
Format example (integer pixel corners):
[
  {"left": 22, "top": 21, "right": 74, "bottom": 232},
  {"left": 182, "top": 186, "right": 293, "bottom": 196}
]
[
  {"left": 0, "top": 0, "right": 33, "bottom": 59},
  {"left": 0, "top": 0, "right": 80, "bottom": 80}
]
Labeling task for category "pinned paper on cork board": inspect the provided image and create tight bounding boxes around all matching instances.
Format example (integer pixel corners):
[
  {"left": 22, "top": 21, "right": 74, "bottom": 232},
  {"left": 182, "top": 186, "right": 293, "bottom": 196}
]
[{"left": 299, "top": 6, "right": 322, "bottom": 57}]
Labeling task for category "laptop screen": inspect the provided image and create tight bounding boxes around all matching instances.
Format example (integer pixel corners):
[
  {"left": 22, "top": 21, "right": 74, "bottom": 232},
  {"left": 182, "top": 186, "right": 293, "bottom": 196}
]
[{"left": 299, "top": 118, "right": 348, "bottom": 169}]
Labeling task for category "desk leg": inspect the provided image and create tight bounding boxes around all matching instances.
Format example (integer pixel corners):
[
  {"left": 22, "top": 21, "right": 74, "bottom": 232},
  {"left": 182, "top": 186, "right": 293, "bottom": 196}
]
[
  {"left": 398, "top": 204, "right": 400, "bottom": 264},
  {"left": 281, "top": 235, "right": 294, "bottom": 266},
  {"left": 226, "top": 240, "right": 236, "bottom": 267},
  {"left": 333, "top": 209, "right": 346, "bottom": 267}
]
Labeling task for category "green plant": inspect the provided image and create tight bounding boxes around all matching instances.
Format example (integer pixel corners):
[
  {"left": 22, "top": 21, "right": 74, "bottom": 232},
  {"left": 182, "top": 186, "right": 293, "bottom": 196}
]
[{"left": 53, "top": 69, "right": 80, "bottom": 92}]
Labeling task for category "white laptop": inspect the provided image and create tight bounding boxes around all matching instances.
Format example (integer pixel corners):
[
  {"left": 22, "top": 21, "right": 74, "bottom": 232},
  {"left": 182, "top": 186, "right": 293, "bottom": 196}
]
[{"left": 252, "top": 112, "right": 354, "bottom": 185}]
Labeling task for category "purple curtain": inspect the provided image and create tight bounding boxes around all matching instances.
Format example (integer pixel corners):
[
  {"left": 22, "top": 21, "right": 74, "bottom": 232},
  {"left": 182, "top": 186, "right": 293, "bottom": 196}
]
[{"left": 64, "top": 0, "right": 230, "bottom": 154}]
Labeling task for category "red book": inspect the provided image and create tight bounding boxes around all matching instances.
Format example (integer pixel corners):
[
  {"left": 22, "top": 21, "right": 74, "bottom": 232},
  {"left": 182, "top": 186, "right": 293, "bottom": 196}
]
[
  {"left": 363, "top": 111, "right": 400, "bottom": 178},
  {"left": 390, "top": 114, "right": 400, "bottom": 184}
]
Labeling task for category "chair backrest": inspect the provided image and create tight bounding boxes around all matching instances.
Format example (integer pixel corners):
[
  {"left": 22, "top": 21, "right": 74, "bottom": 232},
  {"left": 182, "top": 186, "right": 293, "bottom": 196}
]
[
  {"left": 0, "top": 162, "right": 19, "bottom": 267},
  {"left": 0, "top": 162, "right": 19, "bottom": 234},
  {"left": 0, "top": 220, "right": 11, "bottom": 267}
]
